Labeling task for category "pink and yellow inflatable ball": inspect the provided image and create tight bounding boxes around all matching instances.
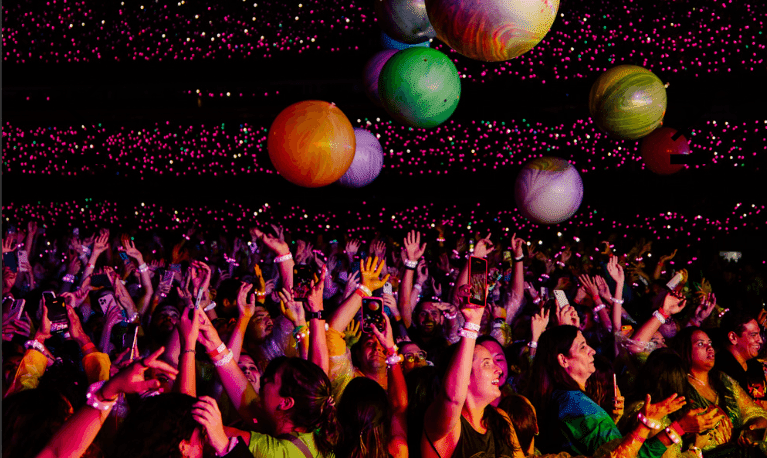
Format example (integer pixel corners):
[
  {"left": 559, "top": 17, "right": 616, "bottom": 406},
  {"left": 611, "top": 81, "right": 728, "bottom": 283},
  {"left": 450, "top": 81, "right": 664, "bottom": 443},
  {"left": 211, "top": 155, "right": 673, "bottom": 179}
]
[
  {"left": 268, "top": 101, "right": 356, "bottom": 188},
  {"left": 425, "top": 0, "right": 559, "bottom": 62},
  {"left": 514, "top": 157, "right": 583, "bottom": 225}
]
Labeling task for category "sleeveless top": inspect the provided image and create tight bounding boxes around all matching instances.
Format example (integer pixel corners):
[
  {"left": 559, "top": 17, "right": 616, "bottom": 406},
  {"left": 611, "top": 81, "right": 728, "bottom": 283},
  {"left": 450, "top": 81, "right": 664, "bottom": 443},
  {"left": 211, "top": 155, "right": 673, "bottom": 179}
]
[{"left": 433, "top": 415, "right": 516, "bottom": 458}]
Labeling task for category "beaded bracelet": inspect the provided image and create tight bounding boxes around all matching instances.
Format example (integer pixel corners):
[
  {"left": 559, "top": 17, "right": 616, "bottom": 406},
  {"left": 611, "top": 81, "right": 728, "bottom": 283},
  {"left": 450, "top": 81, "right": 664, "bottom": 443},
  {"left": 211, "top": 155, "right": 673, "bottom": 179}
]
[
  {"left": 62, "top": 274, "right": 75, "bottom": 283},
  {"left": 137, "top": 263, "right": 149, "bottom": 273},
  {"left": 527, "top": 341, "right": 538, "bottom": 349},
  {"left": 458, "top": 329, "right": 478, "bottom": 340},
  {"left": 593, "top": 304, "right": 606, "bottom": 313},
  {"left": 386, "top": 354, "right": 403, "bottom": 366},
  {"left": 86, "top": 380, "right": 118, "bottom": 411},
  {"left": 514, "top": 255, "right": 525, "bottom": 262},
  {"left": 664, "top": 426, "right": 681, "bottom": 444},
  {"left": 24, "top": 339, "right": 46, "bottom": 354},
  {"left": 403, "top": 259, "right": 419, "bottom": 269},
  {"left": 637, "top": 412, "right": 662, "bottom": 430},
  {"left": 443, "top": 311, "right": 458, "bottom": 320},
  {"left": 274, "top": 253, "right": 293, "bottom": 264},
  {"left": 464, "top": 322, "right": 481, "bottom": 332},
  {"left": 611, "top": 297, "right": 625, "bottom": 305}
]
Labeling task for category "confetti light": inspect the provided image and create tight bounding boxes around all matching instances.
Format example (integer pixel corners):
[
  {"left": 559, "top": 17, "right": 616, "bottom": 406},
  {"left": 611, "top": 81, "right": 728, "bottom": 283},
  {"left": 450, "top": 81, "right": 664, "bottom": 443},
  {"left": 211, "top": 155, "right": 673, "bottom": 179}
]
[
  {"left": 3, "top": 118, "right": 765, "bottom": 177},
  {"left": 0, "top": 0, "right": 763, "bottom": 80}
]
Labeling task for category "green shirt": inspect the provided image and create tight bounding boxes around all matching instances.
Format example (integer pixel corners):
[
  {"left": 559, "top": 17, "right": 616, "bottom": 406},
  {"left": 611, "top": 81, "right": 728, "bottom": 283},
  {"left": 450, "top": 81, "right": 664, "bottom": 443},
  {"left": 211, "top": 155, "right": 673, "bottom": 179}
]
[{"left": 248, "top": 431, "right": 334, "bottom": 458}]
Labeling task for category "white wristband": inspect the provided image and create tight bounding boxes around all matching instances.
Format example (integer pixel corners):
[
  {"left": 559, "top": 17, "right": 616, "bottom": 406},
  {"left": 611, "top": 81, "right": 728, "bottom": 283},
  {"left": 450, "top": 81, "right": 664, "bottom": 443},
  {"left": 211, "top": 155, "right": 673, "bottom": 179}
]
[
  {"left": 593, "top": 304, "right": 606, "bottom": 313},
  {"left": 274, "top": 253, "right": 293, "bottom": 263},
  {"left": 403, "top": 259, "right": 418, "bottom": 269},
  {"left": 204, "top": 301, "right": 217, "bottom": 312},
  {"left": 464, "top": 322, "right": 481, "bottom": 332},
  {"left": 413, "top": 283, "right": 423, "bottom": 292},
  {"left": 86, "top": 381, "right": 118, "bottom": 411},
  {"left": 213, "top": 350, "right": 234, "bottom": 367},
  {"left": 653, "top": 310, "right": 667, "bottom": 325},
  {"left": 458, "top": 329, "right": 478, "bottom": 340},
  {"left": 357, "top": 285, "right": 372, "bottom": 296},
  {"left": 24, "top": 339, "right": 46, "bottom": 354}
]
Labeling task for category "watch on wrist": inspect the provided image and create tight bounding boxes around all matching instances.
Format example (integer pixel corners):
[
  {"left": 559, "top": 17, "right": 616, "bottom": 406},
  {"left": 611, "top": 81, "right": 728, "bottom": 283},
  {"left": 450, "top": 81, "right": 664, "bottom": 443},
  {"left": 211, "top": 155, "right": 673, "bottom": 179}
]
[{"left": 305, "top": 310, "right": 326, "bottom": 321}]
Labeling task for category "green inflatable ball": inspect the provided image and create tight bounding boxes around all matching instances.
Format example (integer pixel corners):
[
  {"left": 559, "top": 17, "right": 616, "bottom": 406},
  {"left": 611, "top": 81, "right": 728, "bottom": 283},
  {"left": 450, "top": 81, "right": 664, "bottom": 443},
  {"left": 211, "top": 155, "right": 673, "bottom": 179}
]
[{"left": 379, "top": 47, "right": 461, "bottom": 129}]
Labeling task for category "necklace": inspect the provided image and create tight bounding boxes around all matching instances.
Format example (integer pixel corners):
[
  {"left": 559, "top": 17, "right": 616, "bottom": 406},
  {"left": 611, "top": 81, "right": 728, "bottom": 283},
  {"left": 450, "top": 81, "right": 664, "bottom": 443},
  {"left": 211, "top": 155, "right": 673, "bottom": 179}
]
[{"left": 688, "top": 373, "right": 719, "bottom": 404}]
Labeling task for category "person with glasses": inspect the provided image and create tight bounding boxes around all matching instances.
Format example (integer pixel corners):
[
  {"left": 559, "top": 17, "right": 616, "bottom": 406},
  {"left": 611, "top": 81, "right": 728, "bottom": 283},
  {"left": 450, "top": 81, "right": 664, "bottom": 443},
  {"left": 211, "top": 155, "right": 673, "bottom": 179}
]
[
  {"left": 714, "top": 309, "right": 767, "bottom": 406},
  {"left": 676, "top": 326, "right": 767, "bottom": 455},
  {"left": 399, "top": 341, "right": 429, "bottom": 375}
]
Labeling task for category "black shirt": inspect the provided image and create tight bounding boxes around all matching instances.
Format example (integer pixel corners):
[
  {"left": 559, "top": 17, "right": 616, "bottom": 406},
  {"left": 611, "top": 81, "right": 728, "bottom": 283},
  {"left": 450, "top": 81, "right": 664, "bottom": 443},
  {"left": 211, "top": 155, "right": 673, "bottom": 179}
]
[{"left": 714, "top": 350, "right": 767, "bottom": 401}]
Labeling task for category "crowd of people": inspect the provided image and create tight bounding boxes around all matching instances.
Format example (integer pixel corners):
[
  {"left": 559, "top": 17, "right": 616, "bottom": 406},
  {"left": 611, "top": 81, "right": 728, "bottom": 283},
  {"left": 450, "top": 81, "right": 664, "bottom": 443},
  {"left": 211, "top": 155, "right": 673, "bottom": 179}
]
[{"left": 3, "top": 219, "right": 767, "bottom": 458}]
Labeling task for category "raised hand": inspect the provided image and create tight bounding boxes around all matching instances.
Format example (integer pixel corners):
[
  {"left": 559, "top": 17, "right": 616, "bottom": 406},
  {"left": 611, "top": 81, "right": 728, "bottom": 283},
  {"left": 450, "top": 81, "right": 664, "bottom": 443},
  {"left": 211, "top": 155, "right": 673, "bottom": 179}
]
[
  {"left": 178, "top": 300, "right": 203, "bottom": 350},
  {"left": 531, "top": 307, "right": 551, "bottom": 342},
  {"left": 371, "top": 239, "right": 387, "bottom": 261},
  {"left": 345, "top": 239, "right": 361, "bottom": 257},
  {"left": 371, "top": 313, "right": 396, "bottom": 351},
  {"left": 92, "top": 231, "right": 110, "bottom": 256},
  {"left": 661, "top": 292, "right": 687, "bottom": 316},
  {"left": 642, "top": 393, "right": 686, "bottom": 424},
  {"left": 403, "top": 230, "right": 426, "bottom": 262},
  {"left": 690, "top": 293, "right": 717, "bottom": 326},
  {"left": 342, "top": 271, "right": 360, "bottom": 298},
  {"left": 659, "top": 249, "right": 678, "bottom": 264},
  {"left": 121, "top": 235, "right": 145, "bottom": 262},
  {"left": 557, "top": 304, "right": 580, "bottom": 328},
  {"left": 251, "top": 227, "right": 290, "bottom": 256},
  {"left": 278, "top": 288, "right": 305, "bottom": 327},
  {"left": 606, "top": 256, "right": 625, "bottom": 283},
  {"left": 595, "top": 276, "right": 612, "bottom": 301},
  {"left": 306, "top": 267, "right": 326, "bottom": 313},
  {"left": 457, "top": 285, "right": 485, "bottom": 325},
  {"left": 344, "top": 319, "right": 362, "bottom": 348},
  {"left": 2, "top": 237, "right": 17, "bottom": 254},
  {"left": 101, "top": 347, "right": 179, "bottom": 399},
  {"left": 234, "top": 282, "right": 256, "bottom": 320},
  {"left": 360, "top": 256, "right": 389, "bottom": 291},
  {"left": 473, "top": 233, "right": 495, "bottom": 259},
  {"left": 190, "top": 260, "right": 212, "bottom": 296},
  {"left": 415, "top": 259, "right": 429, "bottom": 285},
  {"left": 192, "top": 397, "right": 230, "bottom": 455},
  {"left": 510, "top": 233, "right": 526, "bottom": 258},
  {"left": 578, "top": 275, "right": 600, "bottom": 300}
]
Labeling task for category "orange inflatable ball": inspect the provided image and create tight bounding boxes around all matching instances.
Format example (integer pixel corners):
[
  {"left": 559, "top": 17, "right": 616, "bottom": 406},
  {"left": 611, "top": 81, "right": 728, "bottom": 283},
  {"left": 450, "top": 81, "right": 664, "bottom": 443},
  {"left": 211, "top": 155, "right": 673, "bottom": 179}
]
[{"left": 268, "top": 101, "right": 356, "bottom": 187}]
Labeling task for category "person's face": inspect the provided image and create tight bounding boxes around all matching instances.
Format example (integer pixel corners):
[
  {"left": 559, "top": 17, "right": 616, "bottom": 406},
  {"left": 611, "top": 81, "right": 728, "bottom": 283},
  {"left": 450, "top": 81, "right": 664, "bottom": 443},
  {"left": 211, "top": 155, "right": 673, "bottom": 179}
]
[
  {"left": 559, "top": 331, "right": 596, "bottom": 388},
  {"left": 468, "top": 345, "right": 503, "bottom": 402},
  {"left": 650, "top": 331, "right": 666, "bottom": 349},
  {"left": 479, "top": 340, "right": 508, "bottom": 386},
  {"left": 2, "top": 267, "right": 16, "bottom": 293},
  {"left": 733, "top": 319, "right": 763, "bottom": 361},
  {"left": 155, "top": 307, "right": 180, "bottom": 333},
  {"left": 690, "top": 330, "right": 716, "bottom": 372},
  {"left": 416, "top": 302, "right": 443, "bottom": 335},
  {"left": 247, "top": 306, "right": 274, "bottom": 342},
  {"left": 400, "top": 342, "right": 428, "bottom": 374},
  {"left": 147, "top": 366, "right": 176, "bottom": 394},
  {"left": 359, "top": 334, "right": 386, "bottom": 373},
  {"left": 238, "top": 354, "right": 261, "bottom": 392},
  {"left": 259, "top": 365, "right": 288, "bottom": 430}
]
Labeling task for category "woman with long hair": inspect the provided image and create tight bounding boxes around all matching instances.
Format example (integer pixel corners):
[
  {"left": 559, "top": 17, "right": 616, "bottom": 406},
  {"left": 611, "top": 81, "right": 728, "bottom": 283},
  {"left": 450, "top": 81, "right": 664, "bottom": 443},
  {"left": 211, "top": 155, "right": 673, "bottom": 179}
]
[
  {"left": 528, "top": 325, "right": 686, "bottom": 458},
  {"left": 621, "top": 347, "right": 724, "bottom": 457},
  {"left": 423, "top": 287, "right": 681, "bottom": 458},
  {"left": 675, "top": 326, "right": 767, "bottom": 456}
]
